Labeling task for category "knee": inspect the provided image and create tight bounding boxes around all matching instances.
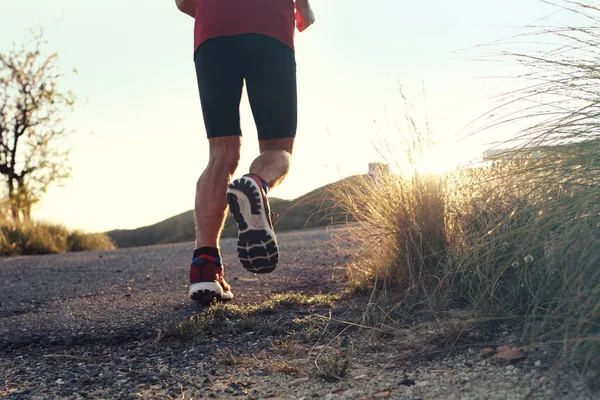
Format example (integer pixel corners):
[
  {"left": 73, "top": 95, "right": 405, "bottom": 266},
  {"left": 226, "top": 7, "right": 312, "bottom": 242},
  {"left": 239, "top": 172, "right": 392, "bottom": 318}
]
[
  {"left": 259, "top": 138, "right": 295, "bottom": 154},
  {"left": 205, "top": 137, "right": 241, "bottom": 176},
  {"left": 208, "top": 149, "right": 240, "bottom": 175}
]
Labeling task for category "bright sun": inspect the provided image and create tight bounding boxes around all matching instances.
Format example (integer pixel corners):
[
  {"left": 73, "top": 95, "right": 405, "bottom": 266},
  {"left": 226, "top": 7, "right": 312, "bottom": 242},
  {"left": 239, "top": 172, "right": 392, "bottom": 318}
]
[{"left": 412, "top": 147, "right": 461, "bottom": 176}]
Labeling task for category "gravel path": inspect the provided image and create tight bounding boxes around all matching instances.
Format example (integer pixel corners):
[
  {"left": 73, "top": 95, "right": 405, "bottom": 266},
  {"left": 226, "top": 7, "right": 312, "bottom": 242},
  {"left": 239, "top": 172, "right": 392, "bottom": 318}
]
[
  {"left": 0, "top": 227, "right": 596, "bottom": 399},
  {"left": 0, "top": 227, "right": 347, "bottom": 349}
]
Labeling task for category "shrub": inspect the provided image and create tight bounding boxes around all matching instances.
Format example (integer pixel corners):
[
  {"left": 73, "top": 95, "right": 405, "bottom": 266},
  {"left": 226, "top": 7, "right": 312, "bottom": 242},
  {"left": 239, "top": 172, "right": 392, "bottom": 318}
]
[
  {"left": 67, "top": 230, "right": 116, "bottom": 252},
  {"left": 0, "top": 220, "right": 116, "bottom": 256}
]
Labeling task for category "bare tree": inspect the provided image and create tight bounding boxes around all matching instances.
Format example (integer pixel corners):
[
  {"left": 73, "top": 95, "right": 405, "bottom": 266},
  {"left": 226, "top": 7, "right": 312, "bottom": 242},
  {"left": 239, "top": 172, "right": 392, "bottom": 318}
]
[{"left": 0, "top": 29, "right": 75, "bottom": 222}]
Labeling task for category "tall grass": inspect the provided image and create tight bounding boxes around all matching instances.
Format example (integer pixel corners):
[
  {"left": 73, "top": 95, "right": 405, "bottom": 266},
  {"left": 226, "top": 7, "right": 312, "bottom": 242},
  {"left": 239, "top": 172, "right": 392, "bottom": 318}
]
[
  {"left": 445, "top": 145, "right": 600, "bottom": 373},
  {"left": 333, "top": 152, "right": 447, "bottom": 306},
  {"left": 333, "top": 0, "right": 600, "bottom": 383}
]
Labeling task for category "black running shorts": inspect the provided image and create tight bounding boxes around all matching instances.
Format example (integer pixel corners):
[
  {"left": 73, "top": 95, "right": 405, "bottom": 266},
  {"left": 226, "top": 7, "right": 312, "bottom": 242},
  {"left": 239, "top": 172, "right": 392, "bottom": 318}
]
[{"left": 194, "top": 33, "right": 298, "bottom": 140}]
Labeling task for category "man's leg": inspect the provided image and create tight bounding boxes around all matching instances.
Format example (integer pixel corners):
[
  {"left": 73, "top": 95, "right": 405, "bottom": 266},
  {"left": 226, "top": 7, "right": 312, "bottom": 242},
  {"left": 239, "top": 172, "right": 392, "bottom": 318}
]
[
  {"left": 189, "top": 36, "right": 243, "bottom": 302},
  {"left": 249, "top": 137, "right": 295, "bottom": 189},
  {"left": 226, "top": 33, "right": 298, "bottom": 274},
  {"left": 194, "top": 136, "right": 242, "bottom": 249}
]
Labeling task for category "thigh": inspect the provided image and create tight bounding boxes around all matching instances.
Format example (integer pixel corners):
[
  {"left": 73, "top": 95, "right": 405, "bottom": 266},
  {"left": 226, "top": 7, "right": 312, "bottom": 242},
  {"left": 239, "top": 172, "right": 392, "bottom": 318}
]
[
  {"left": 194, "top": 37, "right": 244, "bottom": 138},
  {"left": 240, "top": 34, "right": 298, "bottom": 141}
]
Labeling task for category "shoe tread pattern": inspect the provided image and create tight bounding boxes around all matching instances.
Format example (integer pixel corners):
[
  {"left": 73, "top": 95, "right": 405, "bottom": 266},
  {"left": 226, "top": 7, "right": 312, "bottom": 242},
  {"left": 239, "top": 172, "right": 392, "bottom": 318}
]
[
  {"left": 227, "top": 178, "right": 278, "bottom": 274},
  {"left": 190, "top": 288, "right": 222, "bottom": 304}
]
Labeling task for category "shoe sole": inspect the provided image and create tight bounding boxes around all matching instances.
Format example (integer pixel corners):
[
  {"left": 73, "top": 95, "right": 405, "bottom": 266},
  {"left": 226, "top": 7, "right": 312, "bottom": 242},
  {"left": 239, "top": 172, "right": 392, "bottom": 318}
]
[
  {"left": 189, "top": 281, "right": 233, "bottom": 303},
  {"left": 226, "top": 176, "right": 279, "bottom": 274}
]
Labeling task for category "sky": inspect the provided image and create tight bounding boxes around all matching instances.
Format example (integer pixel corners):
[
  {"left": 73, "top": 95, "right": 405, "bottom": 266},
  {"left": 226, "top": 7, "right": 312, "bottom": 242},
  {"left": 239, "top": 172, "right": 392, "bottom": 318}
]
[{"left": 0, "top": 0, "right": 573, "bottom": 233}]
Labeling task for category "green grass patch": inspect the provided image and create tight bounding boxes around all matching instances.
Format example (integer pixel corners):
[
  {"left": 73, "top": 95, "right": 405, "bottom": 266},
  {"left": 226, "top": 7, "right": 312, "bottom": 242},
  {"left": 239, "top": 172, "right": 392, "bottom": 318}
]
[
  {"left": 268, "top": 292, "right": 339, "bottom": 308},
  {"left": 161, "top": 293, "right": 338, "bottom": 341}
]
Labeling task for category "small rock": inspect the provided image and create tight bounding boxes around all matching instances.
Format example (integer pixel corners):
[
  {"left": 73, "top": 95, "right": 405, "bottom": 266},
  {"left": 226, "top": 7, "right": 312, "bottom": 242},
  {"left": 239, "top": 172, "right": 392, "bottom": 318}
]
[
  {"left": 373, "top": 391, "right": 391, "bottom": 398},
  {"left": 416, "top": 380, "right": 430, "bottom": 387},
  {"left": 290, "top": 377, "right": 309, "bottom": 386},
  {"left": 535, "top": 360, "right": 542, "bottom": 367},
  {"left": 256, "top": 350, "right": 268, "bottom": 360},
  {"left": 342, "top": 389, "right": 362, "bottom": 398},
  {"left": 55, "top": 379, "right": 65, "bottom": 385},
  {"left": 479, "top": 348, "right": 496, "bottom": 359},
  {"left": 494, "top": 349, "right": 526, "bottom": 364}
]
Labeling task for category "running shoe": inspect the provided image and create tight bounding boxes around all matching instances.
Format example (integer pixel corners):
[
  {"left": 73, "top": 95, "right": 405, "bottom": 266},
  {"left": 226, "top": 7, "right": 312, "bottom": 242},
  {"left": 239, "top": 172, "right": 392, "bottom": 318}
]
[
  {"left": 226, "top": 174, "right": 279, "bottom": 273},
  {"left": 189, "top": 255, "right": 234, "bottom": 302}
]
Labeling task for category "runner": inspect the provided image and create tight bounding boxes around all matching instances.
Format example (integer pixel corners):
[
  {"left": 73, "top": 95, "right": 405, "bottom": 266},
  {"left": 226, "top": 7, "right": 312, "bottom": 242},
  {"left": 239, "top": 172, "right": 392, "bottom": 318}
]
[{"left": 174, "top": 0, "right": 316, "bottom": 303}]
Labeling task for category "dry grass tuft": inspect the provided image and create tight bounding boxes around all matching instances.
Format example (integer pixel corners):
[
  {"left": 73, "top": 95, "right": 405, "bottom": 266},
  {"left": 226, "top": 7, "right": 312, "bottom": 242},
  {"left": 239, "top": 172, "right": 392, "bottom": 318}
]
[
  {"left": 0, "top": 218, "right": 116, "bottom": 256},
  {"left": 332, "top": 0, "right": 600, "bottom": 383}
]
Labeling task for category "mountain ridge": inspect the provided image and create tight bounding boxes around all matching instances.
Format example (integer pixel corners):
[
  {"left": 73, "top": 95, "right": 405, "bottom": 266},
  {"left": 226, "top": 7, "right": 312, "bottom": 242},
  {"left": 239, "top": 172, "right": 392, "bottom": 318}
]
[{"left": 105, "top": 175, "right": 361, "bottom": 249}]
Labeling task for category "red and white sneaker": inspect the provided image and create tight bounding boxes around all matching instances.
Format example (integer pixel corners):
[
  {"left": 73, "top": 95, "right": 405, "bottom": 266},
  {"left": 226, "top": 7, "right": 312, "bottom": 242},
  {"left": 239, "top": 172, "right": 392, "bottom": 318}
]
[
  {"left": 189, "top": 255, "right": 233, "bottom": 303},
  {"left": 226, "top": 174, "right": 279, "bottom": 273}
]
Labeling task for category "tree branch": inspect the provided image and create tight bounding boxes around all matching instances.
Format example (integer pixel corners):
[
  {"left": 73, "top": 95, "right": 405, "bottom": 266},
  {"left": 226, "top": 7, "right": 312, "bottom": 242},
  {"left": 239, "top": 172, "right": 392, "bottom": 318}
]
[{"left": 0, "top": 29, "right": 75, "bottom": 222}]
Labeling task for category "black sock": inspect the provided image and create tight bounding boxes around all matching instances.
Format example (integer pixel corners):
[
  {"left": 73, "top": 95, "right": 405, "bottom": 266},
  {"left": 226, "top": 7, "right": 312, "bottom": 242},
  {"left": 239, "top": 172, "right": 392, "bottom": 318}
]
[{"left": 193, "top": 246, "right": 220, "bottom": 260}]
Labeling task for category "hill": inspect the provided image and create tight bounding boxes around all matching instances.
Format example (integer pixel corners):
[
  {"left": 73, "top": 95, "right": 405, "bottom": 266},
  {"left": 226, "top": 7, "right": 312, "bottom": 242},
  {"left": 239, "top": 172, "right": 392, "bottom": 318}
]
[{"left": 105, "top": 176, "right": 360, "bottom": 249}]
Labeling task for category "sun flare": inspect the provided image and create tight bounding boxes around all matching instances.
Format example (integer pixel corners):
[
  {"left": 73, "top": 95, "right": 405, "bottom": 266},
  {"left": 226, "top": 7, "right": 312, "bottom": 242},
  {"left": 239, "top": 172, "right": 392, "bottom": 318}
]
[{"left": 412, "top": 147, "right": 462, "bottom": 176}]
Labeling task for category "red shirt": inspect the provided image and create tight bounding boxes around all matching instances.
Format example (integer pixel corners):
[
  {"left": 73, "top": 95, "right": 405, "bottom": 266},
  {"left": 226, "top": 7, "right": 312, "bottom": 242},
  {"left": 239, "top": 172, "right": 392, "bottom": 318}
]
[{"left": 194, "top": 0, "right": 296, "bottom": 52}]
